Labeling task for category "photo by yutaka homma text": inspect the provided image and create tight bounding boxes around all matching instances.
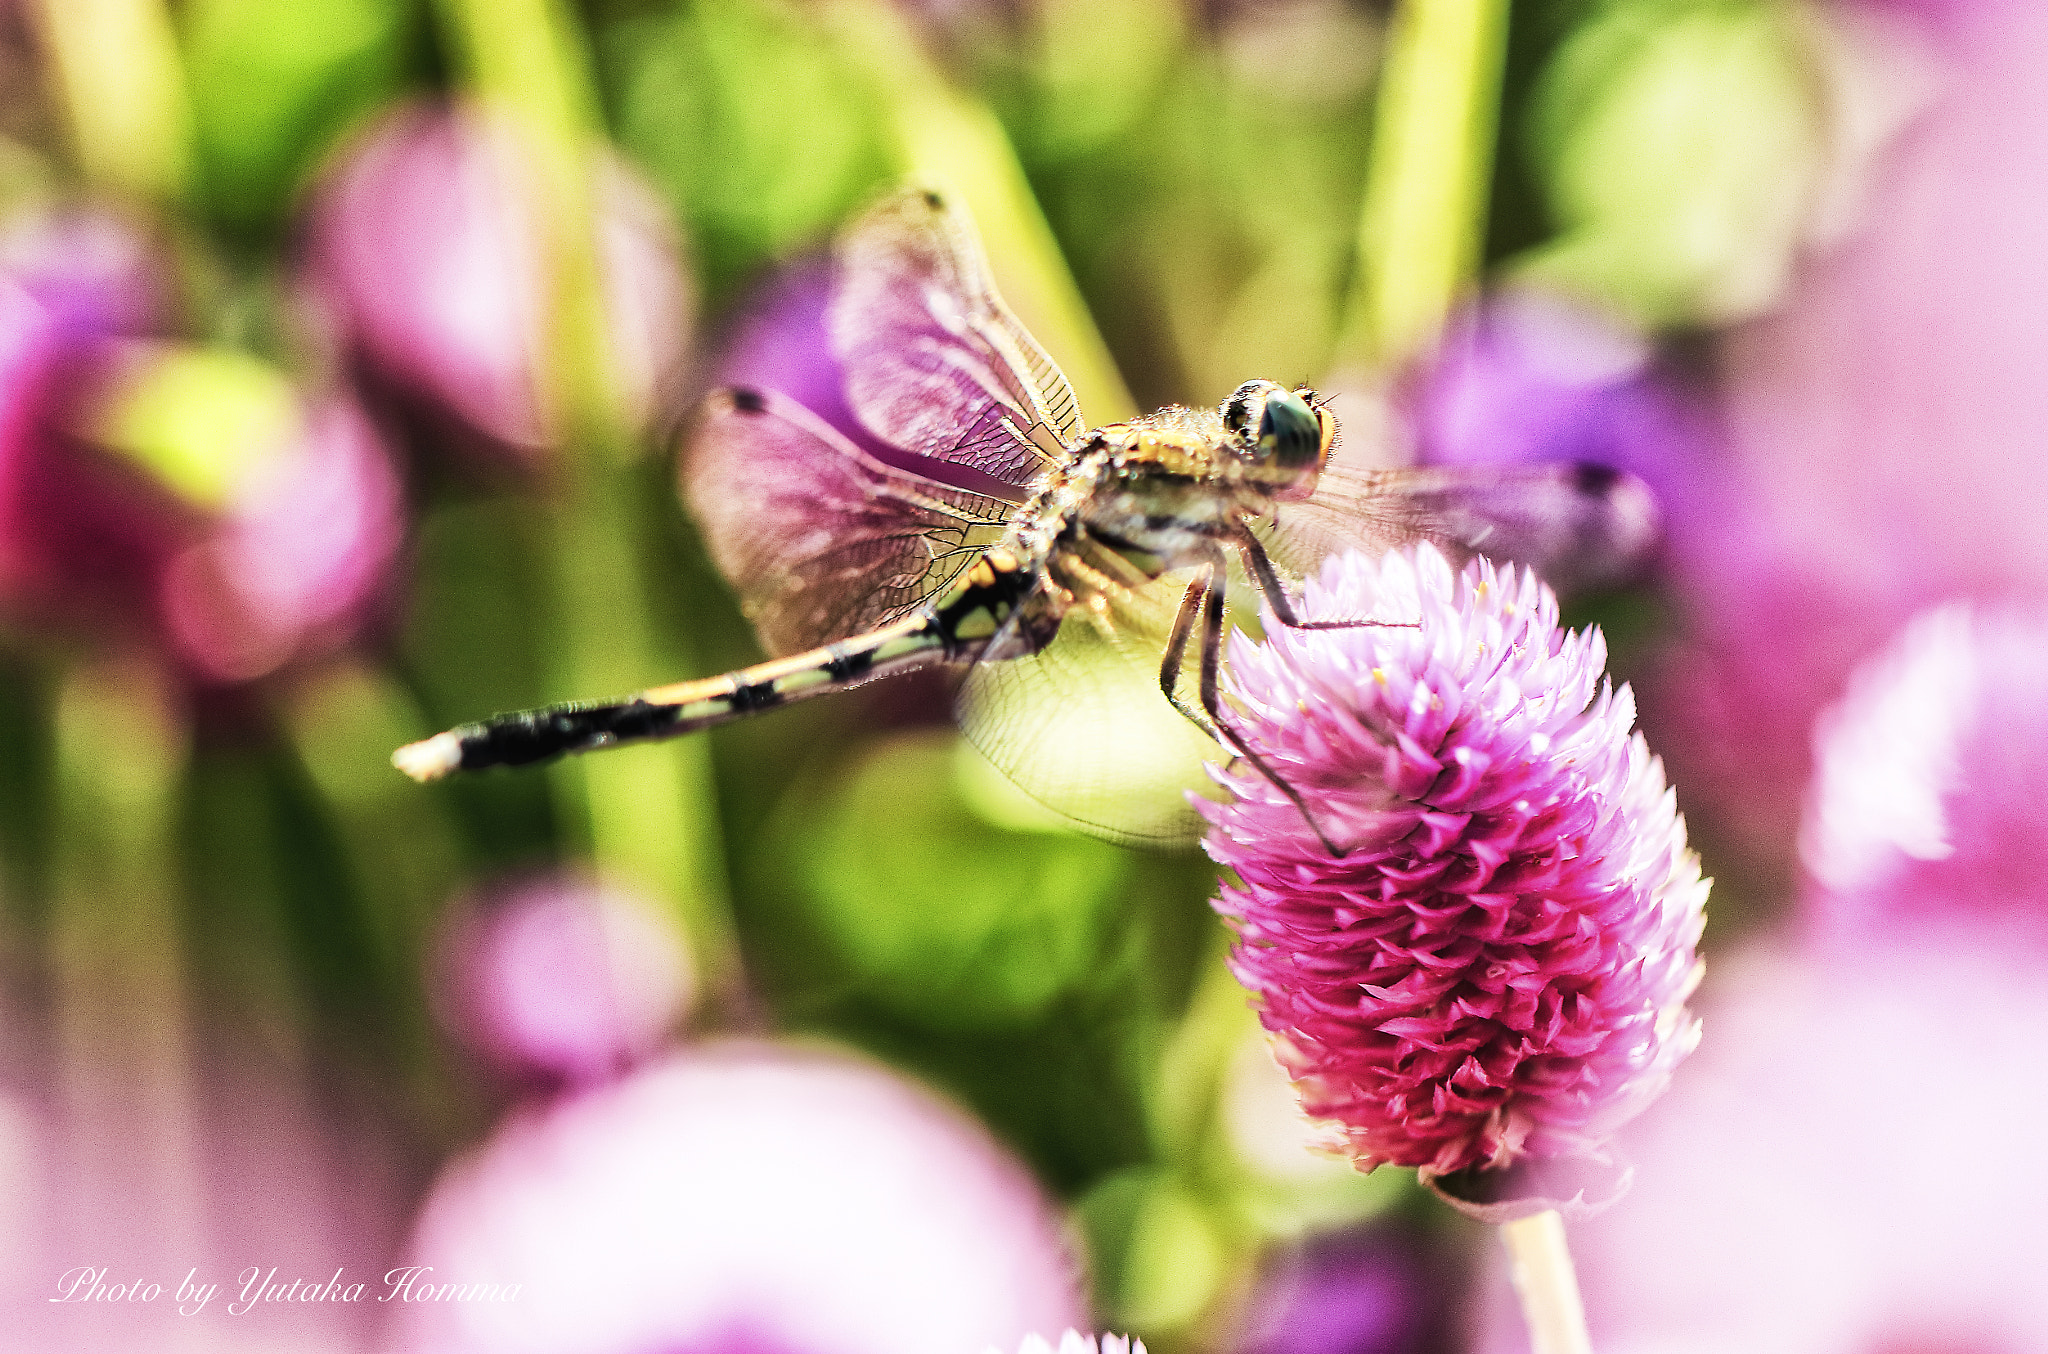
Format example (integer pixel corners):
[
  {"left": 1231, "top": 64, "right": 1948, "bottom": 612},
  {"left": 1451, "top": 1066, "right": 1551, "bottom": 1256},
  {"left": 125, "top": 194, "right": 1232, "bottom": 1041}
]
[{"left": 49, "top": 1265, "right": 520, "bottom": 1316}]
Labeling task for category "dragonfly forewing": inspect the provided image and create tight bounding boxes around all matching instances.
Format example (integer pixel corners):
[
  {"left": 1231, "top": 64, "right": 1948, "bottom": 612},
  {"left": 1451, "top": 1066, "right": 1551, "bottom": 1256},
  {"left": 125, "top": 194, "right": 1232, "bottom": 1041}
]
[
  {"left": 829, "top": 188, "right": 1080, "bottom": 489},
  {"left": 685, "top": 386, "right": 1016, "bottom": 657},
  {"left": 1265, "top": 459, "right": 1660, "bottom": 598}
]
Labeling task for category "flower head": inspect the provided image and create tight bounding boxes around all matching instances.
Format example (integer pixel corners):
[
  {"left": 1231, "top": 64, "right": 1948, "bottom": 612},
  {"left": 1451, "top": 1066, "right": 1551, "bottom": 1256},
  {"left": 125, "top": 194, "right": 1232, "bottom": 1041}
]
[
  {"left": 1202, "top": 545, "right": 1707, "bottom": 1206},
  {"left": 436, "top": 873, "right": 695, "bottom": 1088},
  {"left": 1481, "top": 937, "right": 2048, "bottom": 1354},
  {"left": 999, "top": 1333, "right": 1146, "bottom": 1354},
  {"left": 307, "top": 102, "right": 690, "bottom": 461},
  {"left": 386, "top": 1042, "right": 1082, "bottom": 1354},
  {"left": 1802, "top": 602, "right": 2048, "bottom": 942}
]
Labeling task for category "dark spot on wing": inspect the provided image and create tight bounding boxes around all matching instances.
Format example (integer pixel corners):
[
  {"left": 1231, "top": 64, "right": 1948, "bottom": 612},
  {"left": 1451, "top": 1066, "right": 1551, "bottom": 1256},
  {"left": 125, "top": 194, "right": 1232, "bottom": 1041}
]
[{"left": 730, "top": 387, "right": 768, "bottom": 415}]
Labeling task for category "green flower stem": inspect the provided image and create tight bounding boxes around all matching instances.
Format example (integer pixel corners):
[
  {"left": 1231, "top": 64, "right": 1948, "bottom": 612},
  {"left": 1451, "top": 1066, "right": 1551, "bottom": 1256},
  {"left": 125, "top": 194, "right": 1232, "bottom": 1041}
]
[
  {"left": 48, "top": 656, "right": 205, "bottom": 1260},
  {"left": 30, "top": 0, "right": 195, "bottom": 201},
  {"left": 1335, "top": 0, "right": 1511, "bottom": 374},
  {"left": 825, "top": 0, "right": 1136, "bottom": 424},
  {"left": 433, "top": 0, "right": 742, "bottom": 1015},
  {"left": 1502, "top": 1210, "right": 1595, "bottom": 1354}
]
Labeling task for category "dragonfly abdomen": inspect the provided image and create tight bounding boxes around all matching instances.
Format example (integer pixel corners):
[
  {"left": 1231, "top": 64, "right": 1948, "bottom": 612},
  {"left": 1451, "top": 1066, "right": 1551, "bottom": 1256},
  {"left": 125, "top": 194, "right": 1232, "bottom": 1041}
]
[
  {"left": 392, "top": 610, "right": 959, "bottom": 782},
  {"left": 393, "top": 546, "right": 1047, "bottom": 782}
]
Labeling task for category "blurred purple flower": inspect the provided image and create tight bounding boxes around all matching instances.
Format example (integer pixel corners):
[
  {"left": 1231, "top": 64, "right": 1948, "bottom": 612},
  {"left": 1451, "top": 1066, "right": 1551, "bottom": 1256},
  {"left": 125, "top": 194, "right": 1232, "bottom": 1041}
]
[
  {"left": 307, "top": 102, "right": 691, "bottom": 463},
  {"left": 1235, "top": 1222, "right": 1452, "bottom": 1354},
  {"left": 384, "top": 1041, "right": 1084, "bottom": 1354},
  {"left": 437, "top": 874, "right": 694, "bottom": 1089},
  {"left": 0, "top": 204, "right": 164, "bottom": 344},
  {"left": 1203, "top": 545, "right": 1707, "bottom": 1211},
  {"left": 1476, "top": 938, "right": 2048, "bottom": 1354},
  {"left": 1405, "top": 292, "right": 1708, "bottom": 548},
  {"left": 1801, "top": 602, "right": 2048, "bottom": 942}
]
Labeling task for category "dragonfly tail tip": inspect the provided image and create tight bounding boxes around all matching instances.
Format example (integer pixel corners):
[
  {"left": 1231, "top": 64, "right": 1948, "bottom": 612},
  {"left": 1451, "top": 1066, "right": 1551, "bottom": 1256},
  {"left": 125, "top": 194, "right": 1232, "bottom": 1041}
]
[{"left": 393, "top": 731, "right": 463, "bottom": 782}]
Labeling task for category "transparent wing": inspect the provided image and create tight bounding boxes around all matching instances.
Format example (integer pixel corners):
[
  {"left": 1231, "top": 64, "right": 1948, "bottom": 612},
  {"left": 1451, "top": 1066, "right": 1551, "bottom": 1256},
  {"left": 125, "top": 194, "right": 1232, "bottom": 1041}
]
[
  {"left": 684, "top": 387, "right": 1015, "bottom": 656},
  {"left": 956, "top": 568, "right": 1234, "bottom": 847},
  {"left": 829, "top": 187, "right": 1083, "bottom": 491},
  {"left": 1263, "top": 460, "right": 1661, "bottom": 595}
]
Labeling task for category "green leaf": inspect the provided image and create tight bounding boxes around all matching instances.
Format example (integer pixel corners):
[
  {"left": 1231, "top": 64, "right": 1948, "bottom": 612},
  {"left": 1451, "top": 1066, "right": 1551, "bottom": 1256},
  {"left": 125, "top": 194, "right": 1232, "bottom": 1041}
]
[{"left": 782, "top": 730, "right": 1134, "bottom": 1030}]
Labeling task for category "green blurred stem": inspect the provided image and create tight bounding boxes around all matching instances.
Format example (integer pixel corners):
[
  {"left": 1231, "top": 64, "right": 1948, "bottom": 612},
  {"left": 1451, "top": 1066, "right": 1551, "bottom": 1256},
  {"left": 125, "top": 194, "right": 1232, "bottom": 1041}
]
[
  {"left": 432, "top": 0, "right": 625, "bottom": 459},
  {"left": 1151, "top": 934, "right": 1255, "bottom": 1167},
  {"left": 544, "top": 466, "right": 743, "bottom": 1018},
  {"left": 283, "top": 663, "right": 465, "bottom": 1133},
  {"left": 29, "top": 0, "right": 195, "bottom": 200},
  {"left": 1502, "top": 1210, "right": 1595, "bottom": 1354},
  {"left": 1336, "top": 0, "right": 1511, "bottom": 373},
  {"left": 434, "top": 0, "right": 743, "bottom": 1014},
  {"left": 825, "top": 0, "right": 1136, "bottom": 424},
  {"left": 49, "top": 656, "right": 205, "bottom": 1261}
]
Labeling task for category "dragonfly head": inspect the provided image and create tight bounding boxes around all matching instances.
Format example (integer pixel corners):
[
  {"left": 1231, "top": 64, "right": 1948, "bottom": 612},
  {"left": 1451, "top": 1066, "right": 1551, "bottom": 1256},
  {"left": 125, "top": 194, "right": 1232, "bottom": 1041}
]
[{"left": 1222, "top": 380, "right": 1336, "bottom": 501}]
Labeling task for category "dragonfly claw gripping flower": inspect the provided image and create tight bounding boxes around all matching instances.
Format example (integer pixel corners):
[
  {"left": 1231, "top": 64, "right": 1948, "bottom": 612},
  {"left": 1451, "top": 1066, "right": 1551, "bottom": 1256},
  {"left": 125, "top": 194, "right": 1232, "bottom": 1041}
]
[{"left": 1203, "top": 544, "right": 1707, "bottom": 1213}]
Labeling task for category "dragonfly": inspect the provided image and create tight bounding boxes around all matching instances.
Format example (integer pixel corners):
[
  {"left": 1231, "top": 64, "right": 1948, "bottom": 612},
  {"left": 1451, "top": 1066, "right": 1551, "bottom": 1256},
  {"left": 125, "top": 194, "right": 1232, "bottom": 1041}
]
[{"left": 393, "top": 187, "right": 1654, "bottom": 852}]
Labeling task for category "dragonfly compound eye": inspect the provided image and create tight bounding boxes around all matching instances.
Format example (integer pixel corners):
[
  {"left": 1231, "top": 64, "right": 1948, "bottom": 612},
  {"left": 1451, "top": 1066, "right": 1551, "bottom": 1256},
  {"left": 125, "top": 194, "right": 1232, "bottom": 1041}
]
[
  {"left": 1255, "top": 388, "right": 1323, "bottom": 470},
  {"left": 1223, "top": 379, "right": 1283, "bottom": 444}
]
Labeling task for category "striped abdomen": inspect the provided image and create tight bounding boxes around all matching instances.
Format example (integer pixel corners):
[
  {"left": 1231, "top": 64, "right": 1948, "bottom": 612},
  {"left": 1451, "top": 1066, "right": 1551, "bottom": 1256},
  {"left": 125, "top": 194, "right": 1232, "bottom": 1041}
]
[{"left": 391, "top": 548, "right": 1040, "bottom": 781}]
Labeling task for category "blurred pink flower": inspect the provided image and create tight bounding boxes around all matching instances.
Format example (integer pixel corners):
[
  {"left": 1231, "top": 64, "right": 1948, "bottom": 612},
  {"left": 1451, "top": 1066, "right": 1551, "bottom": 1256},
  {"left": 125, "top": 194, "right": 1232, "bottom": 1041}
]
[
  {"left": 384, "top": 1042, "right": 1083, "bottom": 1354},
  {"left": 0, "top": 208, "right": 404, "bottom": 683},
  {"left": 308, "top": 102, "right": 692, "bottom": 463},
  {"left": 436, "top": 874, "right": 693, "bottom": 1088},
  {"left": 158, "top": 393, "right": 404, "bottom": 683},
  {"left": 0, "top": 213, "right": 177, "bottom": 618},
  {"left": 1203, "top": 545, "right": 1707, "bottom": 1211},
  {"left": 1802, "top": 603, "right": 2048, "bottom": 941},
  {"left": 1477, "top": 939, "right": 2048, "bottom": 1354},
  {"left": 1644, "top": 0, "right": 2048, "bottom": 903}
]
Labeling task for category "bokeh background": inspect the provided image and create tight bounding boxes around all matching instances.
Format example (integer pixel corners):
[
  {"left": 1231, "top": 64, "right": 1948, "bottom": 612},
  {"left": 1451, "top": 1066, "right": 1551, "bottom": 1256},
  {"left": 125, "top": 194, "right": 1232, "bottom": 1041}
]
[{"left": 3, "top": 0, "right": 2045, "bottom": 1351}]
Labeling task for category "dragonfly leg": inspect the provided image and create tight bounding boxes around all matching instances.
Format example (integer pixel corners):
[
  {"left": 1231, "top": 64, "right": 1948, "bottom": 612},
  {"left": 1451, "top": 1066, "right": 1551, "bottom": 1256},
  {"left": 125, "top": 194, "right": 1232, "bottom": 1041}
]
[
  {"left": 1192, "top": 548, "right": 1348, "bottom": 857},
  {"left": 1235, "top": 527, "right": 1418, "bottom": 633},
  {"left": 1158, "top": 576, "right": 1219, "bottom": 735}
]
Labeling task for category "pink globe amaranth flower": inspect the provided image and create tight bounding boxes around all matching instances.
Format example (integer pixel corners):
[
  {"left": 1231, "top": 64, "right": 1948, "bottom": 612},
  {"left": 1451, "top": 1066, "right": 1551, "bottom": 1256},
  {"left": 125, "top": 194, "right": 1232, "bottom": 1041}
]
[
  {"left": 306, "top": 101, "right": 691, "bottom": 463},
  {"left": 999, "top": 1333, "right": 1145, "bottom": 1354},
  {"left": 1802, "top": 602, "right": 2048, "bottom": 944},
  {"left": 384, "top": 1041, "right": 1083, "bottom": 1354},
  {"left": 1202, "top": 545, "right": 1707, "bottom": 1214},
  {"left": 435, "top": 873, "right": 694, "bottom": 1089}
]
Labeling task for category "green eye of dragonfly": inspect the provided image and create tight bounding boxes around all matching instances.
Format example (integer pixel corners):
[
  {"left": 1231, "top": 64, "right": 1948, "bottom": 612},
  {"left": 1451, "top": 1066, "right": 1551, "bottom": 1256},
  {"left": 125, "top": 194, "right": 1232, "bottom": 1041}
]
[{"left": 1257, "top": 389, "right": 1322, "bottom": 469}]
